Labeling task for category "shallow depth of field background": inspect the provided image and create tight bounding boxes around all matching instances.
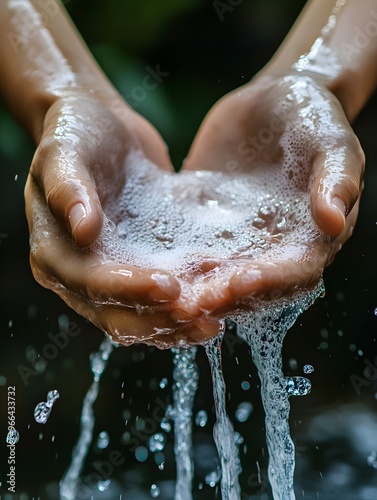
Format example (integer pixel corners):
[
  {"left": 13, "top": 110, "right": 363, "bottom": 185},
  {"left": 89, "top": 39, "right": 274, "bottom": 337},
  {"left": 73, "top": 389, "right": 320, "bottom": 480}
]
[{"left": 1, "top": 0, "right": 377, "bottom": 498}]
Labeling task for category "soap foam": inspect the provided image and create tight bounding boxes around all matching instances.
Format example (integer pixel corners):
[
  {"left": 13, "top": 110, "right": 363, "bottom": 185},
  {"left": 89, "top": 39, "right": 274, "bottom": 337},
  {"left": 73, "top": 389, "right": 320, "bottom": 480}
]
[{"left": 90, "top": 141, "right": 326, "bottom": 307}]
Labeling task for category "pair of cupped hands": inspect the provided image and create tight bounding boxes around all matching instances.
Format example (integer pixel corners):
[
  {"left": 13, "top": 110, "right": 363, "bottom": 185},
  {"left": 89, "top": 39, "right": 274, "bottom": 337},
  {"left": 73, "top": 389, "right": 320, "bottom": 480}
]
[{"left": 25, "top": 70, "right": 364, "bottom": 347}]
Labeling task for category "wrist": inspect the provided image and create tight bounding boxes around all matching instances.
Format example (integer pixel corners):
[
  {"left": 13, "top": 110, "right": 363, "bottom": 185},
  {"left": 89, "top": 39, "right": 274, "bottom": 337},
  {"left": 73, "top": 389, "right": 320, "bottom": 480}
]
[{"left": 254, "top": 63, "right": 367, "bottom": 123}]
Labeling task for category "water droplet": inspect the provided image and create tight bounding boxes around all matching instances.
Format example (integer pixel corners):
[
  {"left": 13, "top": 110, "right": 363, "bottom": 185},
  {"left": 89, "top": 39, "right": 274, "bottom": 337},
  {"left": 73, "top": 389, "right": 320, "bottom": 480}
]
[
  {"left": 285, "top": 376, "right": 311, "bottom": 396},
  {"left": 241, "top": 381, "right": 250, "bottom": 391},
  {"left": 34, "top": 390, "right": 60, "bottom": 424},
  {"left": 154, "top": 451, "right": 165, "bottom": 468},
  {"left": 374, "top": 308, "right": 377, "bottom": 316},
  {"left": 150, "top": 484, "right": 160, "bottom": 498},
  {"left": 165, "top": 404, "right": 175, "bottom": 419},
  {"left": 47, "top": 390, "right": 59, "bottom": 404},
  {"left": 195, "top": 410, "right": 208, "bottom": 428},
  {"left": 289, "top": 358, "right": 298, "bottom": 370},
  {"left": 234, "top": 431, "right": 244, "bottom": 446},
  {"left": 303, "top": 364, "right": 314, "bottom": 374},
  {"left": 6, "top": 428, "right": 19, "bottom": 445},
  {"left": 148, "top": 433, "right": 165, "bottom": 452},
  {"left": 98, "top": 479, "right": 111, "bottom": 492},
  {"left": 205, "top": 469, "right": 221, "bottom": 487},
  {"left": 159, "top": 377, "right": 168, "bottom": 389},
  {"left": 96, "top": 431, "right": 109, "bottom": 450},
  {"left": 135, "top": 446, "right": 148, "bottom": 462},
  {"left": 367, "top": 451, "right": 377, "bottom": 469},
  {"left": 235, "top": 402, "right": 253, "bottom": 422},
  {"left": 160, "top": 417, "right": 171, "bottom": 432}
]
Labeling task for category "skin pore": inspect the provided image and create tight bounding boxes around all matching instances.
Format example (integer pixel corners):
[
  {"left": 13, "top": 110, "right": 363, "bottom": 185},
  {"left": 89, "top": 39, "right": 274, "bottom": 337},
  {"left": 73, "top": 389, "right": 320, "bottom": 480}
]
[{"left": 0, "top": 0, "right": 376, "bottom": 346}]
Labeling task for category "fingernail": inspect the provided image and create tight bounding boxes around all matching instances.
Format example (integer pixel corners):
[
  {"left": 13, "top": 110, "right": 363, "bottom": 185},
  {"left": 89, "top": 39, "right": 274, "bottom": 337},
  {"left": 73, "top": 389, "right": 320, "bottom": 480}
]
[
  {"left": 68, "top": 203, "right": 87, "bottom": 236},
  {"left": 331, "top": 196, "right": 346, "bottom": 218}
]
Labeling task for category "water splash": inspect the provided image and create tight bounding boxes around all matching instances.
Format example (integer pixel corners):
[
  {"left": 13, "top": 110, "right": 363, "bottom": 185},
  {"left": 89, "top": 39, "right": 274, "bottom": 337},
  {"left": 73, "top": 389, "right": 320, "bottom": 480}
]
[
  {"left": 171, "top": 346, "right": 199, "bottom": 500},
  {"left": 148, "top": 432, "right": 165, "bottom": 452},
  {"left": 195, "top": 410, "right": 208, "bottom": 428},
  {"left": 34, "top": 389, "right": 60, "bottom": 424},
  {"left": 285, "top": 377, "right": 311, "bottom": 397},
  {"left": 235, "top": 285, "right": 323, "bottom": 500},
  {"left": 303, "top": 364, "right": 314, "bottom": 374},
  {"left": 96, "top": 430, "right": 110, "bottom": 450},
  {"left": 59, "top": 336, "right": 116, "bottom": 500},
  {"left": 205, "top": 326, "right": 241, "bottom": 500},
  {"left": 235, "top": 402, "right": 253, "bottom": 423},
  {"left": 6, "top": 428, "right": 19, "bottom": 445},
  {"left": 150, "top": 483, "right": 161, "bottom": 497}
]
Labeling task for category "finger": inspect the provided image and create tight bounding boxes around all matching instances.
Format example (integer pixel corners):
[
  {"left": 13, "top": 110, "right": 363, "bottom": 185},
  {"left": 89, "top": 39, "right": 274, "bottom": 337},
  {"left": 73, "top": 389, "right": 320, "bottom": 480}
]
[
  {"left": 183, "top": 256, "right": 326, "bottom": 317},
  {"left": 310, "top": 136, "right": 365, "bottom": 237},
  {"left": 43, "top": 287, "right": 220, "bottom": 348},
  {"left": 28, "top": 182, "right": 181, "bottom": 306},
  {"left": 30, "top": 136, "right": 103, "bottom": 247},
  {"left": 31, "top": 250, "right": 181, "bottom": 307}
]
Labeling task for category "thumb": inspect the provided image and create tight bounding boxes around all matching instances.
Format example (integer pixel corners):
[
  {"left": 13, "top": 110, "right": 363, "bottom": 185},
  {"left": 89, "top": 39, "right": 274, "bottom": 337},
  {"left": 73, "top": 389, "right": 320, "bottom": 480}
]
[
  {"left": 310, "top": 139, "right": 365, "bottom": 237},
  {"left": 31, "top": 137, "right": 103, "bottom": 247}
]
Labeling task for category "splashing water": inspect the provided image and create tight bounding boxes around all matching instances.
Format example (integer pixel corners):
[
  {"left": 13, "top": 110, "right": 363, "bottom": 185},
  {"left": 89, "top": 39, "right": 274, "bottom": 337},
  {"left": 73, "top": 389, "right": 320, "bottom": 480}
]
[
  {"left": 235, "top": 284, "right": 323, "bottom": 500},
  {"left": 59, "top": 336, "right": 116, "bottom": 500},
  {"left": 303, "top": 364, "right": 314, "bottom": 374},
  {"left": 34, "top": 389, "right": 60, "bottom": 424},
  {"left": 171, "top": 346, "right": 199, "bottom": 500},
  {"left": 195, "top": 410, "right": 208, "bottom": 428},
  {"left": 205, "top": 326, "right": 241, "bottom": 500},
  {"left": 6, "top": 428, "right": 19, "bottom": 445},
  {"left": 96, "top": 430, "right": 110, "bottom": 450}
]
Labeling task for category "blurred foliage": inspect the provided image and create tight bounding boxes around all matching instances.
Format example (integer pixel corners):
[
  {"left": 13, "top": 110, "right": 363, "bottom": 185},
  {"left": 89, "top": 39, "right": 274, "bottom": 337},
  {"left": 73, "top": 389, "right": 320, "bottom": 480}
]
[{"left": 66, "top": 0, "right": 202, "bottom": 52}]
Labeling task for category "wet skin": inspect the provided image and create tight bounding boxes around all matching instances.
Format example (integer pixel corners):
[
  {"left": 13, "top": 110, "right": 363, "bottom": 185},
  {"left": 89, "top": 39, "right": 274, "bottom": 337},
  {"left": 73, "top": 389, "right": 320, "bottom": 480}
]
[{"left": 25, "top": 73, "right": 364, "bottom": 348}]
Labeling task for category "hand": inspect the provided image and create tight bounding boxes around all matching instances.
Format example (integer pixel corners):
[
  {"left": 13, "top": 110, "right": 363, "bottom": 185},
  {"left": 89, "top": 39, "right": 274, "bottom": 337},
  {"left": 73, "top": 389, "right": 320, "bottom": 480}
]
[
  {"left": 180, "top": 71, "right": 365, "bottom": 316},
  {"left": 25, "top": 92, "right": 220, "bottom": 347}
]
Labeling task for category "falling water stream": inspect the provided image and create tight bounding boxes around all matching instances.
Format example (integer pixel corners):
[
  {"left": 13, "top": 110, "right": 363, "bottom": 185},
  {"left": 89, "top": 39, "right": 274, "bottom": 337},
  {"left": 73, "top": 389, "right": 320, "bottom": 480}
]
[
  {"left": 171, "top": 347, "right": 199, "bottom": 500},
  {"left": 58, "top": 288, "right": 322, "bottom": 500},
  {"left": 59, "top": 336, "right": 115, "bottom": 500},
  {"left": 205, "top": 327, "right": 241, "bottom": 500},
  {"left": 235, "top": 285, "right": 323, "bottom": 500}
]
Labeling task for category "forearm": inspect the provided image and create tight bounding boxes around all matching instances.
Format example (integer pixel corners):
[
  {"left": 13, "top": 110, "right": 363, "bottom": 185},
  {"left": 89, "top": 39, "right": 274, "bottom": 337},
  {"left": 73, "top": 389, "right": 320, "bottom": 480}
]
[
  {"left": 0, "top": 0, "right": 119, "bottom": 141},
  {"left": 259, "top": 0, "right": 377, "bottom": 121}
]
